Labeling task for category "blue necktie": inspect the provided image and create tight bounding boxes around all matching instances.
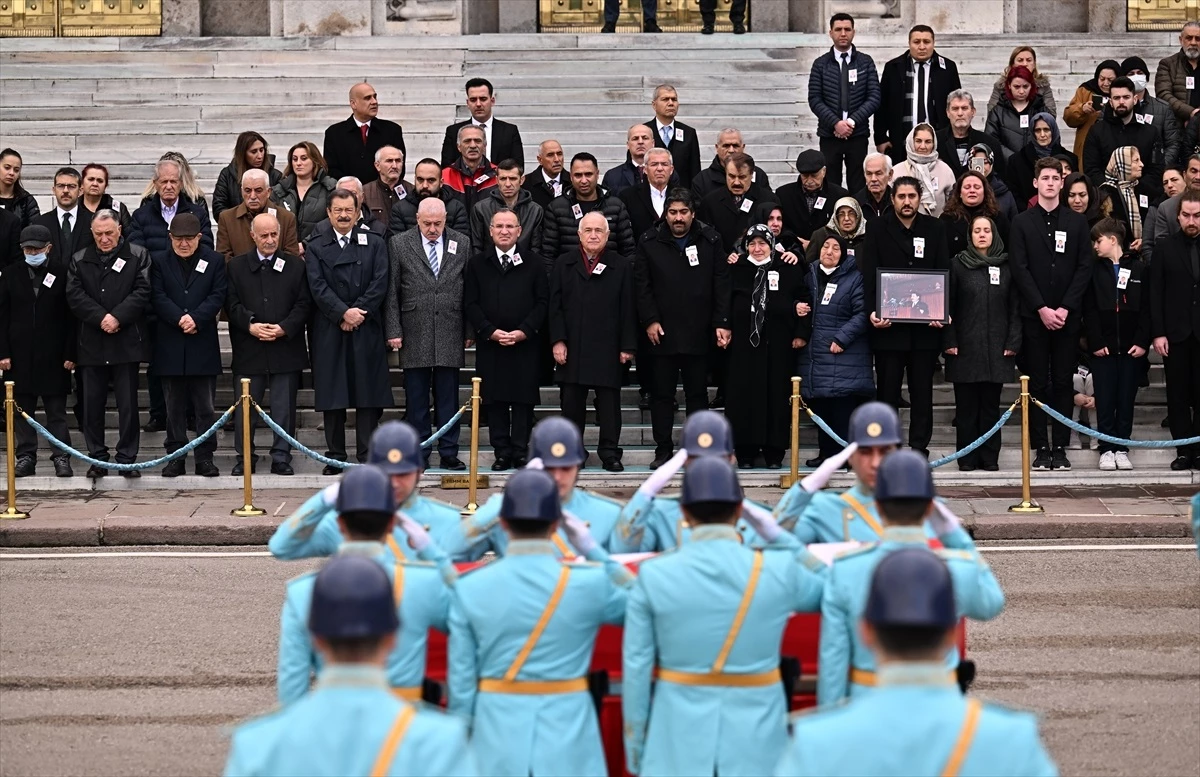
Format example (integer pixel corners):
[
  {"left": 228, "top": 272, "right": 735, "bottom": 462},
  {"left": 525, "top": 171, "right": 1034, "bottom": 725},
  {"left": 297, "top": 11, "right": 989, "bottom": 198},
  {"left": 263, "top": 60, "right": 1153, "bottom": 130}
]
[
  {"left": 661, "top": 125, "right": 673, "bottom": 145},
  {"left": 428, "top": 240, "right": 440, "bottom": 278}
]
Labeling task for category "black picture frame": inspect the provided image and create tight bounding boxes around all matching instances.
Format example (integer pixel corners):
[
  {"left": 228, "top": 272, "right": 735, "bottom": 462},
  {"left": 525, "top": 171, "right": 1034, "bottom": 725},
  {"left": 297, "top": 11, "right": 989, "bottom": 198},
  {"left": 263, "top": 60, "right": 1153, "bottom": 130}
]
[{"left": 876, "top": 269, "right": 950, "bottom": 324}]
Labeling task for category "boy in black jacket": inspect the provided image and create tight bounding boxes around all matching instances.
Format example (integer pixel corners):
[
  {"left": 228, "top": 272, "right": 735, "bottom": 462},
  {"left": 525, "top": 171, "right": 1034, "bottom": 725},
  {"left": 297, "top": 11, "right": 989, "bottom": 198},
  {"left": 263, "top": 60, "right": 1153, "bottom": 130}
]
[{"left": 1086, "top": 218, "right": 1150, "bottom": 471}]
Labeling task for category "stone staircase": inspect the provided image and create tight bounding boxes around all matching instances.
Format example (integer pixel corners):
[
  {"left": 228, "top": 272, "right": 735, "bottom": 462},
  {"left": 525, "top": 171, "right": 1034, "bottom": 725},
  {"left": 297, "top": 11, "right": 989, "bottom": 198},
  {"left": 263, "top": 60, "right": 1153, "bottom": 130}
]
[{"left": 1, "top": 32, "right": 1193, "bottom": 488}]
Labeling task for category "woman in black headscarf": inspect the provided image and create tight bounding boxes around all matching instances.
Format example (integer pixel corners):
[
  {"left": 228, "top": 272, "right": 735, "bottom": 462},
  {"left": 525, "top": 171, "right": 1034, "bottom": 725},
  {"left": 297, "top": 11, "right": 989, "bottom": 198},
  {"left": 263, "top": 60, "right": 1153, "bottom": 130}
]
[{"left": 1064, "top": 59, "right": 1122, "bottom": 164}]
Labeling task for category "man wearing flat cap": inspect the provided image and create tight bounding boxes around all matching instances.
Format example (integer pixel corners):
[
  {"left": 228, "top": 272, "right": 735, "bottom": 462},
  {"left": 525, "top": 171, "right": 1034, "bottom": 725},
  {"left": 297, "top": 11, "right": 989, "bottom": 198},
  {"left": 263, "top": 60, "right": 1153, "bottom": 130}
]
[
  {"left": 0, "top": 225, "right": 77, "bottom": 477},
  {"left": 775, "top": 149, "right": 851, "bottom": 250}
]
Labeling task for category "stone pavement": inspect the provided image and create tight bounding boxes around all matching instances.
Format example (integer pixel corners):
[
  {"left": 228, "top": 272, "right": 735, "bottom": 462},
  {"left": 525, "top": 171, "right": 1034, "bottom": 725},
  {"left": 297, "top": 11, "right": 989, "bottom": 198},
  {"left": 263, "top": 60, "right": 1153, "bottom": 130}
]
[{"left": 0, "top": 484, "right": 1194, "bottom": 547}]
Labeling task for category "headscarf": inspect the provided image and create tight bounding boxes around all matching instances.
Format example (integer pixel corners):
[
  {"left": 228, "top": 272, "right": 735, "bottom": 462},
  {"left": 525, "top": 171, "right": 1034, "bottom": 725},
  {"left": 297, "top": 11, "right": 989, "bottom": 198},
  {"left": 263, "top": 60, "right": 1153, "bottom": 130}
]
[
  {"left": 955, "top": 216, "right": 1008, "bottom": 269},
  {"left": 904, "top": 123, "right": 941, "bottom": 215},
  {"left": 1030, "top": 112, "right": 1060, "bottom": 157},
  {"left": 1005, "top": 65, "right": 1038, "bottom": 102},
  {"left": 1104, "top": 146, "right": 1142, "bottom": 241},
  {"left": 739, "top": 224, "right": 777, "bottom": 348},
  {"left": 825, "top": 196, "right": 867, "bottom": 240},
  {"left": 1083, "top": 59, "right": 1122, "bottom": 94},
  {"left": 1063, "top": 171, "right": 1103, "bottom": 222}
]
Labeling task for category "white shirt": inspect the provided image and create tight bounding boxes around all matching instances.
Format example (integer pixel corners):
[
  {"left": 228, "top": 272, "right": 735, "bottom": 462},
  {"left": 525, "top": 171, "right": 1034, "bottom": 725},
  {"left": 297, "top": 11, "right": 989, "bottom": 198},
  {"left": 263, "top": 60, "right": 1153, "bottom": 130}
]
[
  {"left": 333, "top": 228, "right": 353, "bottom": 248},
  {"left": 655, "top": 118, "right": 676, "bottom": 144},
  {"left": 257, "top": 251, "right": 274, "bottom": 264},
  {"left": 353, "top": 117, "right": 371, "bottom": 129},
  {"left": 472, "top": 115, "right": 494, "bottom": 161},
  {"left": 494, "top": 245, "right": 517, "bottom": 263},
  {"left": 835, "top": 48, "right": 853, "bottom": 121},
  {"left": 650, "top": 185, "right": 668, "bottom": 217},
  {"left": 55, "top": 204, "right": 79, "bottom": 229},
  {"left": 161, "top": 199, "right": 179, "bottom": 224},
  {"left": 426, "top": 236, "right": 445, "bottom": 267},
  {"left": 910, "top": 56, "right": 933, "bottom": 124},
  {"left": 542, "top": 169, "right": 563, "bottom": 196}
]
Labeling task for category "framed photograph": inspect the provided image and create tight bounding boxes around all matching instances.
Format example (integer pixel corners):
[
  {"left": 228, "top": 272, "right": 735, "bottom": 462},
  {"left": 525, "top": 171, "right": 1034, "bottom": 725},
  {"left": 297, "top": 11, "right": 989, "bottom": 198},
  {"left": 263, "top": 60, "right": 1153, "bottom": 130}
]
[{"left": 876, "top": 269, "right": 949, "bottom": 324}]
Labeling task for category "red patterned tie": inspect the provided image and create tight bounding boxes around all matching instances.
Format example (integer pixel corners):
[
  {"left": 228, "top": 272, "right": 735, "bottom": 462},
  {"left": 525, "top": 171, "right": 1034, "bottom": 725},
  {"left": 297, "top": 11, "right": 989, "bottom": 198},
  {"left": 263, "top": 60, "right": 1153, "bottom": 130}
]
[{"left": 360, "top": 123, "right": 369, "bottom": 144}]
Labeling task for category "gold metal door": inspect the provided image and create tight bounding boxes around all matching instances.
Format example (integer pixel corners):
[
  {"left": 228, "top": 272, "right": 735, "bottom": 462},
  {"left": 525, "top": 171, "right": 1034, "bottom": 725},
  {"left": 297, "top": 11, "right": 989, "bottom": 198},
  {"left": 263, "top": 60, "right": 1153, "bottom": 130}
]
[
  {"left": 1127, "top": 0, "right": 1200, "bottom": 30},
  {"left": 0, "top": 0, "right": 159, "bottom": 35},
  {"left": 539, "top": 0, "right": 742, "bottom": 32}
]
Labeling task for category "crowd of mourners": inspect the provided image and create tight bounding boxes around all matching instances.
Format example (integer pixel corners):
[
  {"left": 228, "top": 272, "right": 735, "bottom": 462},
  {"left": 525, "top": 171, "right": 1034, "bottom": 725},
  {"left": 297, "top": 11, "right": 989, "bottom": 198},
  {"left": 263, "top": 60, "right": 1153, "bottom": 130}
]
[{"left": 1, "top": 15, "right": 1198, "bottom": 479}]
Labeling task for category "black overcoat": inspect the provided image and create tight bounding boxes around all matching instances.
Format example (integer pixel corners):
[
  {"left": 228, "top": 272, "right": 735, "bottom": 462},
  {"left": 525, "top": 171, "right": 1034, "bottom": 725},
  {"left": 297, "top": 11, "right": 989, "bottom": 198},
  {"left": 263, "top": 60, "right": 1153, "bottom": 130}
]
[
  {"left": 0, "top": 255, "right": 76, "bottom": 395},
  {"left": 549, "top": 249, "right": 637, "bottom": 389},
  {"left": 225, "top": 250, "right": 312, "bottom": 375},
  {"left": 464, "top": 247, "right": 548, "bottom": 404},
  {"left": 150, "top": 245, "right": 227, "bottom": 376}
]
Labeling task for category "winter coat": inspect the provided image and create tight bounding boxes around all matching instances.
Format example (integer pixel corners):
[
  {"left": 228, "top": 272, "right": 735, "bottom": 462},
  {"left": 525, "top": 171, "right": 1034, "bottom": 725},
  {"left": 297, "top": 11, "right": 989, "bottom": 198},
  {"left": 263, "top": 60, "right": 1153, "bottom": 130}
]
[
  {"left": 383, "top": 227, "right": 471, "bottom": 370},
  {"left": 541, "top": 187, "right": 636, "bottom": 260},
  {"left": 985, "top": 94, "right": 1049, "bottom": 160},
  {"left": 795, "top": 256, "right": 873, "bottom": 400},
  {"left": 215, "top": 202, "right": 300, "bottom": 262},
  {"left": 66, "top": 240, "right": 152, "bottom": 366},
  {"left": 149, "top": 245, "right": 227, "bottom": 376},
  {"left": 690, "top": 157, "right": 771, "bottom": 200},
  {"left": 697, "top": 184, "right": 779, "bottom": 252},
  {"left": 940, "top": 210, "right": 1010, "bottom": 259},
  {"left": 1083, "top": 255, "right": 1151, "bottom": 355},
  {"left": 942, "top": 256, "right": 1022, "bottom": 384},
  {"left": 1135, "top": 94, "right": 1183, "bottom": 174},
  {"left": 808, "top": 46, "right": 881, "bottom": 139},
  {"left": 127, "top": 194, "right": 214, "bottom": 262},
  {"left": 469, "top": 187, "right": 544, "bottom": 255},
  {"left": 633, "top": 221, "right": 731, "bottom": 356},
  {"left": 0, "top": 189, "right": 40, "bottom": 229},
  {"left": 0, "top": 254, "right": 77, "bottom": 395},
  {"left": 1007, "top": 143, "right": 1079, "bottom": 206},
  {"left": 1064, "top": 84, "right": 1108, "bottom": 163},
  {"left": 272, "top": 172, "right": 338, "bottom": 242},
  {"left": 548, "top": 248, "right": 637, "bottom": 389},
  {"left": 775, "top": 180, "right": 851, "bottom": 247},
  {"left": 1153, "top": 50, "right": 1200, "bottom": 123},
  {"left": 989, "top": 174, "right": 1020, "bottom": 223},
  {"left": 224, "top": 250, "right": 311, "bottom": 375},
  {"left": 388, "top": 189, "right": 470, "bottom": 237},
  {"left": 987, "top": 72, "right": 1056, "bottom": 116},
  {"left": 212, "top": 159, "right": 281, "bottom": 221},
  {"left": 1083, "top": 108, "right": 1164, "bottom": 200}
]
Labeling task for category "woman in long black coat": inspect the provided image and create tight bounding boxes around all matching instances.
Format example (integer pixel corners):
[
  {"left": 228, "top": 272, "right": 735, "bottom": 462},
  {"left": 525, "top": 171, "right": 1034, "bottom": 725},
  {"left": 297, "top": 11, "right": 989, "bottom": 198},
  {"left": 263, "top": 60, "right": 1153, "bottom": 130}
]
[{"left": 725, "top": 224, "right": 809, "bottom": 469}]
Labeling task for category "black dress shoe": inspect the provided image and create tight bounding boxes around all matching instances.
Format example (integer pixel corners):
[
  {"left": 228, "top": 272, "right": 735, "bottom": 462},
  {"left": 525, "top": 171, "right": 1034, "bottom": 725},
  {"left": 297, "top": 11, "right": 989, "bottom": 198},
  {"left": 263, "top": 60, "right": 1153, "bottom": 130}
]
[
  {"left": 603, "top": 459, "right": 625, "bottom": 472},
  {"left": 121, "top": 468, "right": 140, "bottom": 479},
  {"left": 958, "top": 463, "right": 977, "bottom": 472},
  {"left": 271, "top": 461, "right": 294, "bottom": 476},
  {"left": 805, "top": 456, "right": 827, "bottom": 468},
  {"left": 701, "top": 22, "right": 714, "bottom": 34},
  {"left": 650, "top": 453, "right": 672, "bottom": 468},
  {"left": 195, "top": 461, "right": 220, "bottom": 478},
  {"left": 737, "top": 460, "right": 753, "bottom": 469},
  {"left": 322, "top": 464, "right": 343, "bottom": 476},
  {"left": 1170, "top": 455, "right": 1193, "bottom": 471},
  {"left": 441, "top": 456, "right": 467, "bottom": 471},
  {"left": 86, "top": 464, "right": 108, "bottom": 478},
  {"left": 513, "top": 457, "right": 528, "bottom": 468},
  {"left": 601, "top": 20, "right": 616, "bottom": 32},
  {"left": 709, "top": 392, "right": 725, "bottom": 409},
  {"left": 643, "top": 18, "right": 662, "bottom": 32},
  {"left": 52, "top": 457, "right": 73, "bottom": 478},
  {"left": 142, "top": 418, "right": 165, "bottom": 433},
  {"left": 766, "top": 461, "right": 782, "bottom": 470},
  {"left": 13, "top": 456, "right": 35, "bottom": 478},
  {"left": 732, "top": 21, "right": 746, "bottom": 34},
  {"left": 162, "top": 460, "right": 185, "bottom": 478},
  {"left": 980, "top": 463, "right": 1000, "bottom": 472},
  {"left": 897, "top": 397, "right": 911, "bottom": 409},
  {"left": 638, "top": 391, "right": 651, "bottom": 411},
  {"left": 491, "top": 458, "right": 512, "bottom": 472},
  {"left": 232, "top": 459, "right": 257, "bottom": 476}
]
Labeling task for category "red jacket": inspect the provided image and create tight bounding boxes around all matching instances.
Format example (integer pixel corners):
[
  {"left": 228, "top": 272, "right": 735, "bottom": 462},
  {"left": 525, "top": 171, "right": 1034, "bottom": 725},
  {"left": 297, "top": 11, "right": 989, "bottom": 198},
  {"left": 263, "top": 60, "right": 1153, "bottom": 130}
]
[{"left": 441, "top": 159, "right": 498, "bottom": 211}]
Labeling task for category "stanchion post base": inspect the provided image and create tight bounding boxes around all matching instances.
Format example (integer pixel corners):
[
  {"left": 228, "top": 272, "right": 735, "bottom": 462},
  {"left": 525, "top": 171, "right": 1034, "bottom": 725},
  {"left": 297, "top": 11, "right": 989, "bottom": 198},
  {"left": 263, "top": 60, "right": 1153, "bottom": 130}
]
[
  {"left": 463, "top": 503, "right": 478, "bottom": 515},
  {"left": 232, "top": 505, "right": 266, "bottom": 518},
  {"left": 0, "top": 508, "right": 29, "bottom": 520},
  {"left": 1007, "top": 501, "right": 1044, "bottom": 514},
  {"left": 441, "top": 474, "right": 488, "bottom": 490},
  {"left": 779, "top": 475, "right": 796, "bottom": 489}
]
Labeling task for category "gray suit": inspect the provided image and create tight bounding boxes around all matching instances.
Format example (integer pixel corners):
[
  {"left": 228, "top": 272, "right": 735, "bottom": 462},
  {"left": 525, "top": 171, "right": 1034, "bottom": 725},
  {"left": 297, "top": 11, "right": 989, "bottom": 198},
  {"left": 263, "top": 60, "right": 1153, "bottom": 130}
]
[
  {"left": 1152, "top": 192, "right": 1182, "bottom": 253},
  {"left": 384, "top": 226, "right": 471, "bottom": 463}
]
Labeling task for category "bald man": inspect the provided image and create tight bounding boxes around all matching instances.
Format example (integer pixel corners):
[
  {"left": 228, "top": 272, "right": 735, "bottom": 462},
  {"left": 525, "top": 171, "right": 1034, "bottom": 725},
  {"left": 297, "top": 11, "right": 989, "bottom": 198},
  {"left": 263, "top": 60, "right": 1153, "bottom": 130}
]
[
  {"left": 323, "top": 81, "right": 407, "bottom": 186},
  {"left": 522, "top": 139, "right": 571, "bottom": 209},
  {"left": 603, "top": 124, "right": 659, "bottom": 196},
  {"left": 361, "top": 145, "right": 412, "bottom": 228}
]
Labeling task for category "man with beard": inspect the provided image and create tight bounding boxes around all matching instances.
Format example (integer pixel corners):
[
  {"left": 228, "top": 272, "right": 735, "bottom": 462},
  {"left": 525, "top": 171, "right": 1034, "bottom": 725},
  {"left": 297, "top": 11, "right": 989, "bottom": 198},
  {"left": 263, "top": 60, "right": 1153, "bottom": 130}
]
[
  {"left": 1083, "top": 77, "right": 1164, "bottom": 198},
  {"left": 854, "top": 152, "right": 894, "bottom": 225},
  {"left": 936, "top": 90, "right": 1006, "bottom": 179},
  {"left": 441, "top": 125, "right": 498, "bottom": 212},
  {"left": 690, "top": 128, "right": 772, "bottom": 199},
  {"left": 1154, "top": 21, "right": 1200, "bottom": 125},
  {"left": 776, "top": 149, "right": 850, "bottom": 250},
  {"left": 541, "top": 153, "right": 635, "bottom": 259},
  {"left": 389, "top": 159, "right": 469, "bottom": 235},
  {"left": 697, "top": 152, "right": 778, "bottom": 253}
]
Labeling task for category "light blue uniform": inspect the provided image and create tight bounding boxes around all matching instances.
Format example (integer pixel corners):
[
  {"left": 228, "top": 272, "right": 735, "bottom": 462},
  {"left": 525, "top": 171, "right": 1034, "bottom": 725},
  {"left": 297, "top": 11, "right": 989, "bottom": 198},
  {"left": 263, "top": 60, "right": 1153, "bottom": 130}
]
[
  {"left": 269, "top": 486, "right": 465, "bottom": 562},
  {"left": 448, "top": 539, "right": 631, "bottom": 776},
  {"left": 225, "top": 665, "right": 478, "bottom": 777},
  {"left": 277, "top": 542, "right": 452, "bottom": 705},
  {"left": 816, "top": 527, "right": 1005, "bottom": 707},
  {"left": 775, "top": 481, "right": 942, "bottom": 543},
  {"left": 1191, "top": 492, "right": 1200, "bottom": 559},
  {"left": 614, "top": 492, "right": 766, "bottom": 552},
  {"left": 622, "top": 524, "right": 827, "bottom": 777},
  {"left": 777, "top": 664, "right": 1058, "bottom": 777},
  {"left": 445, "top": 487, "right": 624, "bottom": 559}
]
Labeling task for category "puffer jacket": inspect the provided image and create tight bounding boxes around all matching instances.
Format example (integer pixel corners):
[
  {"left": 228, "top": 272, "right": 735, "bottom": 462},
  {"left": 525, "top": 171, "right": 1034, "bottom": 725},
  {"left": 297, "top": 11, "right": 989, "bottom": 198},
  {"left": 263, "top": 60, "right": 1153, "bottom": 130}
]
[
  {"left": 1082, "top": 107, "right": 1165, "bottom": 199},
  {"left": 212, "top": 157, "right": 281, "bottom": 221},
  {"left": 540, "top": 186, "right": 636, "bottom": 259},
  {"left": 795, "top": 256, "right": 873, "bottom": 400},
  {"left": 1134, "top": 94, "right": 1182, "bottom": 172},
  {"left": 388, "top": 187, "right": 469, "bottom": 236},
  {"left": 272, "top": 171, "right": 337, "bottom": 241},
  {"left": 127, "top": 193, "right": 214, "bottom": 262},
  {"left": 0, "top": 189, "right": 40, "bottom": 229},
  {"left": 988, "top": 73, "right": 1056, "bottom": 116},
  {"left": 985, "top": 94, "right": 1049, "bottom": 159},
  {"left": 1153, "top": 50, "right": 1200, "bottom": 123}
]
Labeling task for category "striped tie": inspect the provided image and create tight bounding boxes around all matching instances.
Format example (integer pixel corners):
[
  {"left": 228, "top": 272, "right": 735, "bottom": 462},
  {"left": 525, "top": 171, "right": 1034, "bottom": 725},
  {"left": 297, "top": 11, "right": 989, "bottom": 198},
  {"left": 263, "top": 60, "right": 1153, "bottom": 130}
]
[{"left": 428, "top": 240, "right": 440, "bottom": 277}]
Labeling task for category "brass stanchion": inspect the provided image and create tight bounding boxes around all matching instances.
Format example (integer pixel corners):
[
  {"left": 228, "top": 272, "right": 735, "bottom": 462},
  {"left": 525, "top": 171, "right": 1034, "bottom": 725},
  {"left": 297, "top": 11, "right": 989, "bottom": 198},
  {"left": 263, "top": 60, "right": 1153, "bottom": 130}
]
[
  {"left": 466, "top": 376, "right": 482, "bottom": 513},
  {"left": 232, "top": 378, "right": 265, "bottom": 517},
  {"left": 1008, "top": 375, "right": 1043, "bottom": 513},
  {"left": 781, "top": 376, "right": 802, "bottom": 489},
  {"left": 2, "top": 382, "right": 29, "bottom": 520}
]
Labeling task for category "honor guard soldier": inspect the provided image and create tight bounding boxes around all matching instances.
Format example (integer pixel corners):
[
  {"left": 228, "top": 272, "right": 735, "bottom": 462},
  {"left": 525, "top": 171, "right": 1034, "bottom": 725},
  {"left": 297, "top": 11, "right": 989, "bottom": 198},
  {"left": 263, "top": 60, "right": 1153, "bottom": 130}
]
[
  {"left": 269, "top": 422, "right": 464, "bottom": 562},
  {"left": 777, "top": 549, "right": 1058, "bottom": 777},
  {"left": 447, "top": 416, "right": 625, "bottom": 559},
  {"left": 774, "top": 400, "right": 907, "bottom": 543},
  {"left": 276, "top": 465, "right": 452, "bottom": 706},
  {"left": 815, "top": 450, "right": 1005, "bottom": 708},
  {"left": 448, "top": 468, "right": 632, "bottom": 777},
  {"left": 622, "top": 457, "right": 827, "bottom": 777},
  {"left": 225, "top": 554, "right": 478, "bottom": 777},
  {"left": 1192, "top": 492, "right": 1200, "bottom": 559},
  {"left": 614, "top": 410, "right": 766, "bottom": 552}
]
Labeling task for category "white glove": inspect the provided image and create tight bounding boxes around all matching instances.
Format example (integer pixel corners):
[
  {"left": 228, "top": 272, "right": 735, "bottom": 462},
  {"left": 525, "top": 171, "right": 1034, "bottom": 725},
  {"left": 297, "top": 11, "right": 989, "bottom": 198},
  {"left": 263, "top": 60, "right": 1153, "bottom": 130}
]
[
  {"left": 929, "top": 501, "right": 961, "bottom": 536},
  {"left": 320, "top": 482, "right": 340, "bottom": 507},
  {"left": 799, "top": 443, "right": 857, "bottom": 493},
  {"left": 524, "top": 457, "right": 544, "bottom": 470},
  {"left": 562, "top": 510, "right": 597, "bottom": 556},
  {"left": 396, "top": 511, "right": 432, "bottom": 552},
  {"left": 637, "top": 449, "right": 688, "bottom": 498},
  {"left": 742, "top": 502, "right": 783, "bottom": 543}
]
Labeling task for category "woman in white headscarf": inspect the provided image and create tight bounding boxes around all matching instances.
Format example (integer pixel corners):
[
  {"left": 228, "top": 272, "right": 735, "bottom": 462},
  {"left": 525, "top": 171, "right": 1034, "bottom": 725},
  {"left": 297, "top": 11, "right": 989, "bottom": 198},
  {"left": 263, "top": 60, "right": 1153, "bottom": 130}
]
[{"left": 891, "top": 123, "right": 956, "bottom": 217}]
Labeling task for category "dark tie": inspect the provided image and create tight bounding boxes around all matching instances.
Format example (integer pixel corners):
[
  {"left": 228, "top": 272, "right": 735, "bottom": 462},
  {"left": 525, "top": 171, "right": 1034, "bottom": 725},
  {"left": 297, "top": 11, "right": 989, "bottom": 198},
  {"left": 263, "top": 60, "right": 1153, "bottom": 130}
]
[
  {"left": 260, "top": 255, "right": 273, "bottom": 269},
  {"left": 840, "top": 53, "right": 851, "bottom": 116},
  {"left": 360, "top": 123, "right": 369, "bottom": 144},
  {"left": 635, "top": 165, "right": 645, "bottom": 184},
  {"left": 917, "top": 62, "right": 927, "bottom": 125},
  {"left": 61, "top": 211, "right": 72, "bottom": 250},
  {"left": 500, "top": 252, "right": 511, "bottom": 273}
]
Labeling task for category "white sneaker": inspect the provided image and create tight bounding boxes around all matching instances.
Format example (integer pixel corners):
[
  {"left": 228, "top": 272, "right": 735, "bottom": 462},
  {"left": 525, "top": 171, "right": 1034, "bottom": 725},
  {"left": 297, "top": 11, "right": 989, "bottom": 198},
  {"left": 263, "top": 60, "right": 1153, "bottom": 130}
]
[
  {"left": 1115, "top": 451, "right": 1132, "bottom": 470},
  {"left": 1098, "top": 451, "right": 1117, "bottom": 471}
]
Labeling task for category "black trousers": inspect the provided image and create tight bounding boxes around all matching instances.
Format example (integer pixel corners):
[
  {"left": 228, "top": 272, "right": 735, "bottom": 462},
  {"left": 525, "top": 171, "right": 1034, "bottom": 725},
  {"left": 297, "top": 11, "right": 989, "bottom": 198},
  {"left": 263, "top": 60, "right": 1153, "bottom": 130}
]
[
  {"left": 324, "top": 407, "right": 383, "bottom": 463},
  {"left": 233, "top": 372, "right": 300, "bottom": 464},
  {"left": 14, "top": 393, "right": 70, "bottom": 461},
  {"left": 1164, "top": 334, "right": 1200, "bottom": 456},
  {"left": 488, "top": 402, "right": 533, "bottom": 462},
  {"left": 700, "top": 0, "right": 745, "bottom": 23},
  {"left": 1022, "top": 321, "right": 1079, "bottom": 451},
  {"left": 604, "top": 0, "right": 656, "bottom": 21},
  {"left": 636, "top": 331, "right": 657, "bottom": 397},
  {"left": 810, "top": 394, "right": 868, "bottom": 460},
  {"left": 1091, "top": 354, "right": 1142, "bottom": 454},
  {"left": 651, "top": 353, "right": 708, "bottom": 455},
  {"left": 874, "top": 348, "right": 937, "bottom": 453},
  {"left": 162, "top": 375, "right": 217, "bottom": 463},
  {"left": 79, "top": 363, "right": 140, "bottom": 463},
  {"left": 561, "top": 384, "right": 622, "bottom": 465},
  {"left": 819, "top": 135, "right": 869, "bottom": 193},
  {"left": 953, "top": 382, "right": 1003, "bottom": 468}
]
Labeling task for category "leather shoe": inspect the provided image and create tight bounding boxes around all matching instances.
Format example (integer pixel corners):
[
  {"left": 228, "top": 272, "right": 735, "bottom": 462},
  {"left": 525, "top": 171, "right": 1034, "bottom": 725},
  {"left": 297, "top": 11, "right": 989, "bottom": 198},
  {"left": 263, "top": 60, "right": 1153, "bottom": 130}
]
[
  {"left": 805, "top": 456, "right": 826, "bottom": 468},
  {"left": 120, "top": 468, "right": 140, "bottom": 479},
  {"left": 638, "top": 391, "right": 651, "bottom": 410},
  {"left": 643, "top": 19, "right": 662, "bottom": 32},
  {"left": 232, "top": 459, "right": 257, "bottom": 476},
  {"left": 600, "top": 20, "right": 616, "bottom": 32},
  {"left": 142, "top": 418, "right": 165, "bottom": 433},
  {"left": 13, "top": 456, "right": 35, "bottom": 478},
  {"left": 195, "top": 461, "right": 220, "bottom": 478},
  {"left": 322, "top": 464, "right": 343, "bottom": 476},
  {"left": 701, "top": 23, "right": 714, "bottom": 34},
  {"left": 1170, "top": 455, "right": 1193, "bottom": 471},
  {"left": 52, "top": 457, "right": 73, "bottom": 478},
  {"left": 650, "top": 452, "right": 672, "bottom": 468},
  {"left": 709, "top": 392, "right": 725, "bottom": 409},
  {"left": 270, "top": 462, "right": 294, "bottom": 476},
  {"left": 441, "top": 456, "right": 467, "bottom": 471},
  {"left": 162, "top": 460, "right": 185, "bottom": 478},
  {"left": 512, "top": 457, "right": 528, "bottom": 468},
  {"left": 732, "top": 21, "right": 746, "bottom": 34},
  {"left": 86, "top": 464, "right": 108, "bottom": 478},
  {"left": 491, "top": 458, "right": 512, "bottom": 472},
  {"left": 603, "top": 460, "right": 625, "bottom": 472}
]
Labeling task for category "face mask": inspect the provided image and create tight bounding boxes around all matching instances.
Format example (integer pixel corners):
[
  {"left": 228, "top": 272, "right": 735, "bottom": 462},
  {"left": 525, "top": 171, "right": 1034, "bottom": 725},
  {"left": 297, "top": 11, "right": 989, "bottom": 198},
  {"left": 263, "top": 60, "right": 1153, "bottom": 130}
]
[
  {"left": 1129, "top": 74, "right": 1148, "bottom": 92},
  {"left": 24, "top": 252, "right": 47, "bottom": 267},
  {"left": 820, "top": 262, "right": 838, "bottom": 275}
]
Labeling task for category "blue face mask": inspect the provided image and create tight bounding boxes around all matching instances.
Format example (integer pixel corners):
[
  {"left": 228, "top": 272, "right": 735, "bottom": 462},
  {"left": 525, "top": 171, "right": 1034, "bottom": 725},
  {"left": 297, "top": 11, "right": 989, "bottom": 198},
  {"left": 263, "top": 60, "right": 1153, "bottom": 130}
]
[{"left": 24, "top": 252, "right": 47, "bottom": 267}]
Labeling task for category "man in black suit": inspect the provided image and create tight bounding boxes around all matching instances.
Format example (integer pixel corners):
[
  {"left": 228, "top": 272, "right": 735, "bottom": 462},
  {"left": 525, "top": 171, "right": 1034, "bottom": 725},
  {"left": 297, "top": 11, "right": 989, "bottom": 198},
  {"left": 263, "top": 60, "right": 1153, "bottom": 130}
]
[
  {"left": 440, "top": 78, "right": 524, "bottom": 171},
  {"left": 225, "top": 212, "right": 312, "bottom": 476},
  {"left": 522, "top": 139, "right": 570, "bottom": 209},
  {"left": 775, "top": 149, "right": 850, "bottom": 250},
  {"left": 1150, "top": 189, "right": 1200, "bottom": 470},
  {"left": 323, "top": 82, "right": 407, "bottom": 186},
  {"left": 691, "top": 128, "right": 772, "bottom": 200},
  {"left": 937, "top": 89, "right": 1006, "bottom": 180},
  {"left": 697, "top": 152, "right": 777, "bottom": 254},
  {"left": 602, "top": 124, "right": 656, "bottom": 197},
  {"left": 648, "top": 84, "right": 702, "bottom": 187},
  {"left": 875, "top": 25, "right": 962, "bottom": 165},
  {"left": 32, "top": 167, "right": 94, "bottom": 265}
]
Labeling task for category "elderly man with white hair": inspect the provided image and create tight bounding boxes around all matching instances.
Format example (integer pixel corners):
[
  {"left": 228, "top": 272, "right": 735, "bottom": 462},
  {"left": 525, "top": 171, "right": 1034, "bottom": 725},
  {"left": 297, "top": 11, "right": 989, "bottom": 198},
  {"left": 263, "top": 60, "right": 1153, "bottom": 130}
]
[
  {"left": 690, "top": 127, "right": 772, "bottom": 198},
  {"left": 215, "top": 168, "right": 299, "bottom": 261},
  {"left": 385, "top": 197, "right": 472, "bottom": 470},
  {"left": 362, "top": 145, "right": 411, "bottom": 228},
  {"left": 308, "top": 176, "right": 387, "bottom": 242}
]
